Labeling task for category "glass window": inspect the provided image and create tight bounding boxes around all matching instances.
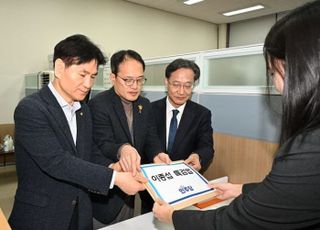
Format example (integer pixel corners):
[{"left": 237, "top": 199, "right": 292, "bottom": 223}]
[
  {"left": 144, "top": 62, "right": 168, "bottom": 86},
  {"left": 92, "top": 66, "right": 112, "bottom": 90},
  {"left": 144, "top": 56, "right": 198, "bottom": 87},
  {"left": 206, "top": 53, "right": 266, "bottom": 86}
]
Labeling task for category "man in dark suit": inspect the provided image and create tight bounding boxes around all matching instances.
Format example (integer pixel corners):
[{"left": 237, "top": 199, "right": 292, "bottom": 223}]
[
  {"left": 139, "top": 59, "right": 214, "bottom": 213},
  {"left": 8, "top": 35, "right": 146, "bottom": 230},
  {"left": 151, "top": 59, "right": 214, "bottom": 169},
  {"left": 88, "top": 50, "right": 170, "bottom": 225}
]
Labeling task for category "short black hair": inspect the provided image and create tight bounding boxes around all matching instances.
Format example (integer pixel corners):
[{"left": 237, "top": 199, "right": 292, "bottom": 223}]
[
  {"left": 165, "top": 58, "right": 200, "bottom": 81},
  {"left": 53, "top": 34, "right": 106, "bottom": 68},
  {"left": 110, "top": 50, "right": 145, "bottom": 74}
]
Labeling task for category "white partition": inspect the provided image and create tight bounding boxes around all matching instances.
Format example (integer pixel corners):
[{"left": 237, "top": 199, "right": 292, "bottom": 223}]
[{"left": 142, "top": 44, "right": 276, "bottom": 95}]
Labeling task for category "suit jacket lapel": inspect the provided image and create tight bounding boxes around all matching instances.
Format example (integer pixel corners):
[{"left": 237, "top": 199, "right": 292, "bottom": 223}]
[
  {"left": 132, "top": 97, "right": 149, "bottom": 149},
  {"left": 112, "top": 90, "right": 133, "bottom": 144},
  {"left": 158, "top": 98, "right": 167, "bottom": 151},
  {"left": 173, "top": 100, "right": 194, "bottom": 153},
  {"left": 40, "top": 86, "right": 77, "bottom": 153},
  {"left": 76, "top": 107, "right": 86, "bottom": 158}
]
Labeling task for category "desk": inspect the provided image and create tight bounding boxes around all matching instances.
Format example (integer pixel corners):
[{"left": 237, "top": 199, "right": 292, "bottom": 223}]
[
  {"left": 0, "top": 150, "right": 15, "bottom": 166},
  {"left": 100, "top": 177, "right": 231, "bottom": 230}
]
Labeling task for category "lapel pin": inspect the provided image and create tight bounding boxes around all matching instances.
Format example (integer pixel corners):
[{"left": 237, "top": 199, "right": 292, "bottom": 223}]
[
  {"left": 80, "top": 112, "right": 83, "bottom": 116},
  {"left": 138, "top": 104, "right": 143, "bottom": 114}
]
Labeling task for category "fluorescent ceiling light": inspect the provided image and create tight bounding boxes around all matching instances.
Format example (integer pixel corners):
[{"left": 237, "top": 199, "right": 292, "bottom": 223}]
[
  {"left": 183, "top": 0, "right": 204, "bottom": 5},
  {"left": 223, "top": 5, "right": 264, "bottom": 16}
]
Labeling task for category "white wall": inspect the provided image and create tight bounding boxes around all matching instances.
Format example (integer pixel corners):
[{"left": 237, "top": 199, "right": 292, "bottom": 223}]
[
  {"left": 229, "top": 14, "right": 276, "bottom": 47},
  {"left": 0, "top": 0, "right": 218, "bottom": 123}
]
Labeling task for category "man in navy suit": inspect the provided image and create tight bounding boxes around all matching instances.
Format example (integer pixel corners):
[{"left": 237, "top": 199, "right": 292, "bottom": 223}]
[
  {"left": 9, "top": 35, "right": 146, "bottom": 230},
  {"left": 88, "top": 50, "right": 170, "bottom": 225},
  {"left": 141, "top": 58, "right": 214, "bottom": 212}
]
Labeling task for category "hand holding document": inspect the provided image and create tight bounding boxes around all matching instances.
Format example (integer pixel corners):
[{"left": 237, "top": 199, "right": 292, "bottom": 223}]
[
  {"left": 141, "top": 161, "right": 217, "bottom": 210},
  {"left": 114, "top": 172, "right": 147, "bottom": 195}
]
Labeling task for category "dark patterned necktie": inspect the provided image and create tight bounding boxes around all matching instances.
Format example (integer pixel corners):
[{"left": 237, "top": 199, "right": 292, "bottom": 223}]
[{"left": 168, "top": 109, "right": 179, "bottom": 154}]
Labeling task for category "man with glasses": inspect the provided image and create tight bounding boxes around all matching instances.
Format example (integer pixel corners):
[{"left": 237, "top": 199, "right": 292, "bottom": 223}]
[
  {"left": 88, "top": 50, "right": 169, "bottom": 226},
  {"left": 140, "top": 59, "right": 214, "bottom": 212},
  {"left": 153, "top": 58, "right": 214, "bottom": 170}
]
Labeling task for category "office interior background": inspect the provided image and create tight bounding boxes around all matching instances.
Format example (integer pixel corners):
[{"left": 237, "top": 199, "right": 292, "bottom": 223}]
[{"left": 0, "top": 0, "right": 314, "bottom": 220}]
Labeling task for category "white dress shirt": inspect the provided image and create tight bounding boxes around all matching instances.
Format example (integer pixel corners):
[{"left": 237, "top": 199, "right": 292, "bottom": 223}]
[
  {"left": 48, "top": 82, "right": 80, "bottom": 145},
  {"left": 48, "top": 82, "right": 116, "bottom": 188}
]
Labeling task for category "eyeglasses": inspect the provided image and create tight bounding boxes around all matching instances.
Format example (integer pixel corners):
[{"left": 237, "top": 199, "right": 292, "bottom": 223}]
[
  {"left": 168, "top": 80, "right": 194, "bottom": 91},
  {"left": 117, "top": 75, "right": 147, "bottom": 86}
]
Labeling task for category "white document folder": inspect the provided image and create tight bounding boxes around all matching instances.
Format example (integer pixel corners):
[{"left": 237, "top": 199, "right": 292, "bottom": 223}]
[{"left": 141, "top": 161, "right": 217, "bottom": 210}]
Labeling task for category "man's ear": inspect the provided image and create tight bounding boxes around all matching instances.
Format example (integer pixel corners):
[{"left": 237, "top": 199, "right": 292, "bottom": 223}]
[
  {"left": 164, "top": 78, "right": 168, "bottom": 88},
  {"left": 110, "top": 73, "right": 116, "bottom": 85},
  {"left": 54, "top": 59, "right": 65, "bottom": 79}
]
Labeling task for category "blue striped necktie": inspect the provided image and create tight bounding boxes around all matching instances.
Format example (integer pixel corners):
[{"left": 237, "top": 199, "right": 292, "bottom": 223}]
[{"left": 168, "top": 109, "right": 179, "bottom": 154}]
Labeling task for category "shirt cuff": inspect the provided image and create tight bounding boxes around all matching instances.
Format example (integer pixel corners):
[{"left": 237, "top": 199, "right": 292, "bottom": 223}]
[{"left": 109, "top": 170, "right": 117, "bottom": 189}]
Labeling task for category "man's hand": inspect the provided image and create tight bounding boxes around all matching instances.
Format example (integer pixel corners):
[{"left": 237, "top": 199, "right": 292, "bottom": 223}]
[
  {"left": 184, "top": 153, "right": 201, "bottom": 171},
  {"left": 114, "top": 172, "right": 147, "bottom": 195},
  {"left": 119, "top": 145, "right": 141, "bottom": 176},
  {"left": 110, "top": 161, "right": 122, "bottom": 172},
  {"left": 153, "top": 152, "right": 171, "bottom": 164},
  {"left": 153, "top": 199, "right": 174, "bottom": 224},
  {"left": 210, "top": 183, "right": 243, "bottom": 200}
]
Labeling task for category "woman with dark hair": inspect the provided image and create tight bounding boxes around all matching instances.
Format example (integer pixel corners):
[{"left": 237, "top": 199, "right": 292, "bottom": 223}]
[{"left": 153, "top": 1, "right": 320, "bottom": 229}]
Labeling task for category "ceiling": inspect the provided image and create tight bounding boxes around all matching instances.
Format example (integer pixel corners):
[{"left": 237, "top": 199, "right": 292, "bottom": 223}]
[{"left": 124, "top": 0, "right": 313, "bottom": 24}]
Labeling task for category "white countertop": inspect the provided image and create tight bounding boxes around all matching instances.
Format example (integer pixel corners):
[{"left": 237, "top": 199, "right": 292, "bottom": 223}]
[
  {"left": 100, "top": 198, "right": 232, "bottom": 230},
  {"left": 99, "top": 177, "right": 232, "bottom": 230}
]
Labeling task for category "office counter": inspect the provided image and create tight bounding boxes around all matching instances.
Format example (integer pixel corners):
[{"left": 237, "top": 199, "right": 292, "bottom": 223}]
[
  {"left": 99, "top": 198, "right": 232, "bottom": 230},
  {"left": 100, "top": 177, "right": 232, "bottom": 230}
]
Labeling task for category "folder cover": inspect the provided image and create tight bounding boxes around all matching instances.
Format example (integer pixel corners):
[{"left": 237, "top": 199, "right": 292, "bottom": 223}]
[{"left": 141, "top": 161, "right": 217, "bottom": 210}]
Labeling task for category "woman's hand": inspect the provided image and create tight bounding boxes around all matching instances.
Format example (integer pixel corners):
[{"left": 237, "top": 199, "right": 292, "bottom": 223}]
[
  {"left": 153, "top": 199, "right": 174, "bottom": 224},
  {"left": 211, "top": 183, "right": 243, "bottom": 200}
]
